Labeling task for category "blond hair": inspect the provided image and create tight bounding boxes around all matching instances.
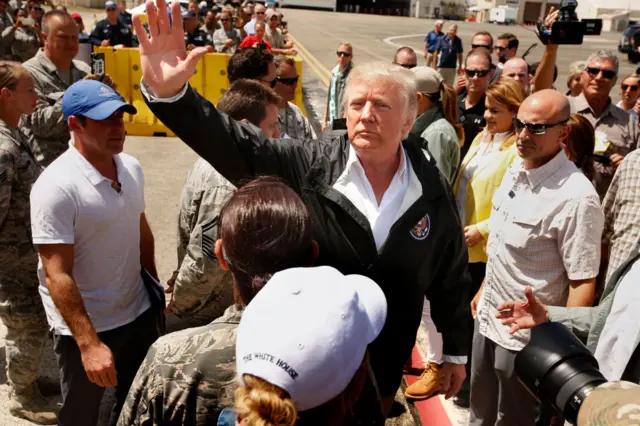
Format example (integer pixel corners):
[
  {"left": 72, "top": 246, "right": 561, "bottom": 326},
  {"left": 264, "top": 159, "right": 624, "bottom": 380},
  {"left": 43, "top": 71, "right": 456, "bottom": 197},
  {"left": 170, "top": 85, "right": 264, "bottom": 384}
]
[
  {"left": 235, "top": 375, "right": 297, "bottom": 426},
  {"left": 566, "top": 61, "right": 584, "bottom": 89},
  {"left": 344, "top": 62, "right": 417, "bottom": 121},
  {"left": 337, "top": 42, "right": 352, "bottom": 51},
  {"left": 485, "top": 80, "right": 525, "bottom": 150},
  {"left": 621, "top": 73, "right": 640, "bottom": 85}
]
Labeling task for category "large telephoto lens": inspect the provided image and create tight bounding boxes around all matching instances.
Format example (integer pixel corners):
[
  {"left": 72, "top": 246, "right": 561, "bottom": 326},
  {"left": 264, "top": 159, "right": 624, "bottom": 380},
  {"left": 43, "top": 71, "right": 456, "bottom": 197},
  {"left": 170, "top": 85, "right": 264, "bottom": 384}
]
[{"left": 515, "top": 322, "right": 607, "bottom": 424}]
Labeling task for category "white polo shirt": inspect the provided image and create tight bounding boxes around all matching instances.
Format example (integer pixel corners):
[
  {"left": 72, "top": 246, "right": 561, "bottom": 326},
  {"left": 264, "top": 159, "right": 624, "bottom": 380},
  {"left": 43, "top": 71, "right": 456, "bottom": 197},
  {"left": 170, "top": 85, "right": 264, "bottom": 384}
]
[{"left": 30, "top": 140, "right": 150, "bottom": 335}]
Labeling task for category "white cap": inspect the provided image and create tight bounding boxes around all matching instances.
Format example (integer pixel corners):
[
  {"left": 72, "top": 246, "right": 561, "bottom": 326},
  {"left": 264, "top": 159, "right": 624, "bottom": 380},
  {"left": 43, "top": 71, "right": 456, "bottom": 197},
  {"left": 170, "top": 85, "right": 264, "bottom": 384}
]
[{"left": 235, "top": 266, "right": 387, "bottom": 412}]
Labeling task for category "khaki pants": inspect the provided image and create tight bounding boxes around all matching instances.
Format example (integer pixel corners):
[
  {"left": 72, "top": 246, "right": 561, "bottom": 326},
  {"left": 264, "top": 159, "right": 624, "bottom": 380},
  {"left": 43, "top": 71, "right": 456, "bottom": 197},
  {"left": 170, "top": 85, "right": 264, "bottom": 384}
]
[
  {"left": 425, "top": 52, "right": 434, "bottom": 67},
  {"left": 438, "top": 67, "right": 457, "bottom": 87}
]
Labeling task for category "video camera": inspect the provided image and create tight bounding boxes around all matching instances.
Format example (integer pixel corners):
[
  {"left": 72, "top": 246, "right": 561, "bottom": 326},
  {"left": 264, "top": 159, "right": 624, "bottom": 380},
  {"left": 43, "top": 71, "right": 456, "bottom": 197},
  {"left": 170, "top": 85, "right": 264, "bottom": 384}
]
[
  {"left": 536, "top": 0, "right": 602, "bottom": 45},
  {"left": 515, "top": 322, "right": 608, "bottom": 424}
]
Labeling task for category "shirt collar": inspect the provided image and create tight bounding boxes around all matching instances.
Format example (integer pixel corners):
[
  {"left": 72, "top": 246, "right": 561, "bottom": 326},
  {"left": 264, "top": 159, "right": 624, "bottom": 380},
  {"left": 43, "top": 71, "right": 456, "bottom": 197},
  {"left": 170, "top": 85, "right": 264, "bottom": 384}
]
[
  {"left": 68, "top": 138, "right": 123, "bottom": 187},
  {"left": 342, "top": 143, "right": 407, "bottom": 182},
  {"left": 212, "top": 304, "right": 244, "bottom": 324},
  {"left": 513, "top": 149, "right": 570, "bottom": 190},
  {"left": 573, "top": 93, "right": 619, "bottom": 120},
  {"left": 35, "top": 49, "right": 79, "bottom": 81}
]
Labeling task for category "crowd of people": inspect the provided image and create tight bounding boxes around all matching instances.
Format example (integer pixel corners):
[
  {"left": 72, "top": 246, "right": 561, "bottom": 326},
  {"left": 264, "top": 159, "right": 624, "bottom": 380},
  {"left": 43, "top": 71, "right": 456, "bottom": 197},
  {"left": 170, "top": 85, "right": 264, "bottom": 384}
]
[{"left": 1, "top": 0, "right": 640, "bottom": 425}]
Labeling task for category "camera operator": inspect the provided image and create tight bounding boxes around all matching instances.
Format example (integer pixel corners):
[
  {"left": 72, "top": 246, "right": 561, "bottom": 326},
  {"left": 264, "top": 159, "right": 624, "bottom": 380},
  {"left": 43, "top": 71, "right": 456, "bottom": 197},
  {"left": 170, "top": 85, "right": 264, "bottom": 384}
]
[
  {"left": 534, "top": 10, "right": 639, "bottom": 199},
  {"left": 497, "top": 243, "right": 640, "bottom": 384}
]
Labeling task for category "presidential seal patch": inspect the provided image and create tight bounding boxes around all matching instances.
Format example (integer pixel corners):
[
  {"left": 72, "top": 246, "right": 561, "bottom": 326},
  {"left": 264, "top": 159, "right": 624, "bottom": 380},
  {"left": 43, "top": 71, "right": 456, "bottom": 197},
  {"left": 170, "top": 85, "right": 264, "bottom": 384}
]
[{"left": 410, "top": 214, "right": 431, "bottom": 241}]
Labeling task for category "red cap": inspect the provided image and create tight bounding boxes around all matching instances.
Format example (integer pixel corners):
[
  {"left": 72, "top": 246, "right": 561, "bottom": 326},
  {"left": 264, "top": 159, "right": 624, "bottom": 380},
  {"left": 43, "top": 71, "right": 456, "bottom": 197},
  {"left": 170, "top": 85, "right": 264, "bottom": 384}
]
[{"left": 71, "top": 12, "right": 82, "bottom": 19}]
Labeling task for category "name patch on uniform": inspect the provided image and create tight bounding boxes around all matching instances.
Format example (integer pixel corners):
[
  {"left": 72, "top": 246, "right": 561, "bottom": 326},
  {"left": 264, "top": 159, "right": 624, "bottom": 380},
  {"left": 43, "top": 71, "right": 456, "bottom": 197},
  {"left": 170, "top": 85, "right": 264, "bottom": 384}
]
[{"left": 410, "top": 214, "right": 431, "bottom": 241}]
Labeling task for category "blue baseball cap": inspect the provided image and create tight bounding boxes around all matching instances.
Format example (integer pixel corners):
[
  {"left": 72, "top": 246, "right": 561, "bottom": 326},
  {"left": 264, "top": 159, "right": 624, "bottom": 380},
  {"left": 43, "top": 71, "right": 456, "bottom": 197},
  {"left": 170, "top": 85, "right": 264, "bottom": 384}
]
[
  {"left": 62, "top": 80, "right": 136, "bottom": 120},
  {"left": 105, "top": 0, "right": 117, "bottom": 9}
]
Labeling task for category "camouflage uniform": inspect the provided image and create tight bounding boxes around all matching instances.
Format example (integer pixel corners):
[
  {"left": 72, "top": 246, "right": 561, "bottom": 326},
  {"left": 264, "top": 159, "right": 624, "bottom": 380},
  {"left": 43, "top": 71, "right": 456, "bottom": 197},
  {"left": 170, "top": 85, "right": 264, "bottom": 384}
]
[
  {"left": 278, "top": 102, "right": 317, "bottom": 141},
  {"left": 577, "top": 381, "right": 640, "bottom": 425},
  {"left": 0, "top": 121, "right": 47, "bottom": 398},
  {"left": 1, "top": 25, "right": 41, "bottom": 63},
  {"left": 21, "top": 49, "right": 90, "bottom": 167},
  {"left": 0, "top": 11, "right": 13, "bottom": 59},
  {"left": 117, "top": 304, "right": 242, "bottom": 426},
  {"left": 170, "top": 158, "right": 235, "bottom": 327}
]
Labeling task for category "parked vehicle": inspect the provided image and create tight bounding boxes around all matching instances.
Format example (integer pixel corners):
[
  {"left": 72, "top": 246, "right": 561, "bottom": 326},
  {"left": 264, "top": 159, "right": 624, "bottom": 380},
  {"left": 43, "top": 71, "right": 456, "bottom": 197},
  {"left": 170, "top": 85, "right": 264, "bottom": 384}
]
[
  {"left": 620, "top": 24, "right": 640, "bottom": 63},
  {"left": 490, "top": 6, "right": 517, "bottom": 25}
]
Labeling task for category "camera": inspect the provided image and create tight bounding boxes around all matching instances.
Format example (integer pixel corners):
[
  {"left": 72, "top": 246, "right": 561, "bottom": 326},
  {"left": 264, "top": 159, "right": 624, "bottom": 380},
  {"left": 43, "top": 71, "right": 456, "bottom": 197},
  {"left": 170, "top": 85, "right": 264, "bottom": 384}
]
[
  {"left": 515, "top": 322, "right": 607, "bottom": 425},
  {"left": 536, "top": 0, "right": 602, "bottom": 45}
]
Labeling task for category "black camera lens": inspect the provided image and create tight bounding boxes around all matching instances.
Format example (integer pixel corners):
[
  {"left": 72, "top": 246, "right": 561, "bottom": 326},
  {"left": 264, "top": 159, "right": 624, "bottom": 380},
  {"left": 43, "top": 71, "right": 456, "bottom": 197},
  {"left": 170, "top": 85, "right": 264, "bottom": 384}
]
[{"left": 515, "top": 322, "right": 607, "bottom": 424}]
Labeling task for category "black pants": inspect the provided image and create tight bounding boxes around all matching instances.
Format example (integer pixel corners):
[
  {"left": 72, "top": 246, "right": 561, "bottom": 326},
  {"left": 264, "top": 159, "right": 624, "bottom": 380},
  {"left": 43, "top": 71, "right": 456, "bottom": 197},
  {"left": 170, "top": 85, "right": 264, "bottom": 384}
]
[{"left": 53, "top": 308, "right": 159, "bottom": 426}]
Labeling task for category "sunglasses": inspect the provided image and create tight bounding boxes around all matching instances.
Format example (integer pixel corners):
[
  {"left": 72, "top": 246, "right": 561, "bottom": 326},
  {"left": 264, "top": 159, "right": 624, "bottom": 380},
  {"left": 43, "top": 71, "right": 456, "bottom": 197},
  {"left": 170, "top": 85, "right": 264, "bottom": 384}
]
[
  {"left": 336, "top": 51, "right": 351, "bottom": 57},
  {"left": 255, "top": 11, "right": 264, "bottom": 14},
  {"left": 513, "top": 117, "right": 568, "bottom": 135},
  {"left": 397, "top": 63, "right": 417, "bottom": 69},
  {"left": 259, "top": 77, "right": 277, "bottom": 88},
  {"left": 471, "top": 44, "right": 491, "bottom": 50},
  {"left": 586, "top": 67, "right": 616, "bottom": 80},
  {"left": 495, "top": 46, "right": 507, "bottom": 51},
  {"left": 622, "top": 84, "right": 639, "bottom": 91},
  {"left": 465, "top": 69, "right": 490, "bottom": 78},
  {"left": 221, "top": 18, "right": 232, "bottom": 21},
  {"left": 277, "top": 76, "right": 299, "bottom": 85}
]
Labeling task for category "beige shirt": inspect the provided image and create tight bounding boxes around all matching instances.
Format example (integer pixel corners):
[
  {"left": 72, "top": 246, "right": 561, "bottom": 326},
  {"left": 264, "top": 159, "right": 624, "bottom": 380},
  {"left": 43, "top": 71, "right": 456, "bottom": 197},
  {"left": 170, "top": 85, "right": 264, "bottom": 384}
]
[
  {"left": 265, "top": 25, "right": 285, "bottom": 49},
  {"left": 477, "top": 150, "right": 604, "bottom": 350},
  {"left": 568, "top": 94, "right": 639, "bottom": 198}
]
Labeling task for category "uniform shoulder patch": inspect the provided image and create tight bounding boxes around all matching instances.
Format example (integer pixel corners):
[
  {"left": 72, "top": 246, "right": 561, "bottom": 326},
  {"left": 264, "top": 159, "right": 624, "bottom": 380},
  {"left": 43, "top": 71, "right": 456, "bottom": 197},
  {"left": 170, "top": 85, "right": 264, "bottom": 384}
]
[
  {"left": 410, "top": 214, "right": 431, "bottom": 241},
  {"left": 201, "top": 217, "right": 219, "bottom": 259}
]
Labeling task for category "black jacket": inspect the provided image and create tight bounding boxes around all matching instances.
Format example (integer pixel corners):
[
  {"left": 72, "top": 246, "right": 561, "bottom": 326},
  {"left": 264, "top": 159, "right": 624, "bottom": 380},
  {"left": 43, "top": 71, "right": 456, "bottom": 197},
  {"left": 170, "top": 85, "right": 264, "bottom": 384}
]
[
  {"left": 146, "top": 86, "right": 471, "bottom": 395},
  {"left": 90, "top": 19, "right": 135, "bottom": 47}
]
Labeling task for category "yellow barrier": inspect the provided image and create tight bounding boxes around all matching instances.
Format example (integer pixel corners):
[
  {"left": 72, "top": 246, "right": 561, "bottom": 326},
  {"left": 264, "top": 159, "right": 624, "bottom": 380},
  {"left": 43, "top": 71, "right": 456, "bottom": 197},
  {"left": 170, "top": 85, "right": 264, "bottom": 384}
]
[{"left": 93, "top": 47, "right": 307, "bottom": 137}]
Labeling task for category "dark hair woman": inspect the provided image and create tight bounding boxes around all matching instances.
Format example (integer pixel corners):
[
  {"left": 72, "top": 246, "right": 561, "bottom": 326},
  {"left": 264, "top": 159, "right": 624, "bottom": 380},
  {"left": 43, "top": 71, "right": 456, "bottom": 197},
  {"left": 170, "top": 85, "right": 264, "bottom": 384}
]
[{"left": 117, "top": 177, "right": 319, "bottom": 426}]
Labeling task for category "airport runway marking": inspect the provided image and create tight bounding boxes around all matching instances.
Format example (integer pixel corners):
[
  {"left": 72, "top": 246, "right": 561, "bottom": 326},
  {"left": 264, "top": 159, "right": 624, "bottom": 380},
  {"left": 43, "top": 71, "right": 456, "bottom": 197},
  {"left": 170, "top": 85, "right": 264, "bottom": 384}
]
[{"left": 289, "top": 33, "right": 332, "bottom": 87}]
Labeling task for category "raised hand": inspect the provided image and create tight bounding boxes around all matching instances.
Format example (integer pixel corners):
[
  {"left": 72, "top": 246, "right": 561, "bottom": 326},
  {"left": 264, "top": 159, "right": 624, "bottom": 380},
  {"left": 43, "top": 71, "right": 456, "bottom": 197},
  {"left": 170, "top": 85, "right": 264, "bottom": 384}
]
[
  {"left": 133, "top": 0, "right": 208, "bottom": 98},
  {"left": 496, "top": 287, "right": 549, "bottom": 334}
]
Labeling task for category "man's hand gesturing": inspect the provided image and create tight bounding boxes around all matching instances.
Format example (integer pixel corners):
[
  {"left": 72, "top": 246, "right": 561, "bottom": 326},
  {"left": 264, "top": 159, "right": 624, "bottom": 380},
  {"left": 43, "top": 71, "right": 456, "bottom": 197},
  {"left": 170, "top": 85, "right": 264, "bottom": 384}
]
[{"left": 133, "top": 0, "right": 208, "bottom": 98}]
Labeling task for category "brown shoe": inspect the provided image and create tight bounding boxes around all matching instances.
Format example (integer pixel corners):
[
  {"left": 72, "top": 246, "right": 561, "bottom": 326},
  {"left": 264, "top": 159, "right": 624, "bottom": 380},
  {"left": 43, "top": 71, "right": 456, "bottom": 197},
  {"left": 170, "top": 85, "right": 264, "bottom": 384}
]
[
  {"left": 9, "top": 386, "right": 59, "bottom": 425},
  {"left": 404, "top": 362, "right": 443, "bottom": 400}
]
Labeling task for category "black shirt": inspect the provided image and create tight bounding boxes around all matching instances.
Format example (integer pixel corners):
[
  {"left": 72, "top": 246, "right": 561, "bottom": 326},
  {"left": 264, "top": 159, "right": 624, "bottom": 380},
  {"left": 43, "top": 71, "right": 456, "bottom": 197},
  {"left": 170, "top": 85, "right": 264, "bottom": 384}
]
[
  {"left": 119, "top": 11, "right": 132, "bottom": 27},
  {"left": 458, "top": 93, "right": 486, "bottom": 161},
  {"left": 184, "top": 28, "right": 210, "bottom": 48},
  {"left": 90, "top": 18, "right": 134, "bottom": 47}
]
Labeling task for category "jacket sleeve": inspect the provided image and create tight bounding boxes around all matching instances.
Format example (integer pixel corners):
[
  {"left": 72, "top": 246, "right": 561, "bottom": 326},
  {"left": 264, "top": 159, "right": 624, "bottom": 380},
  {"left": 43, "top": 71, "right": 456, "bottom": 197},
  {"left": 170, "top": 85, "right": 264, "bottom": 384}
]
[
  {"left": 144, "top": 84, "right": 312, "bottom": 190},
  {"left": 172, "top": 184, "right": 235, "bottom": 316},
  {"left": 0, "top": 148, "right": 15, "bottom": 228},
  {"left": 426, "top": 192, "right": 472, "bottom": 359},
  {"left": 422, "top": 126, "right": 459, "bottom": 184},
  {"left": 546, "top": 306, "right": 596, "bottom": 344},
  {"left": 89, "top": 22, "right": 104, "bottom": 46},
  {"left": 21, "top": 91, "right": 68, "bottom": 138}
]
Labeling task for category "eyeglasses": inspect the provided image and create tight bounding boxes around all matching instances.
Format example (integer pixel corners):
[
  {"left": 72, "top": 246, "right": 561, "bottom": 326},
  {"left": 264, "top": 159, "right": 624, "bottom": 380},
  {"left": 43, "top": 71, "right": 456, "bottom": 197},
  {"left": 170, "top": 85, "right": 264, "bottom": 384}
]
[
  {"left": 471, "top": 44, "right": 492, "bottom": 50},
  {"left": 259, "top": 77, "right": 277, "bottom": 88},
  {"left": 255, "top": 11, "right": 264, "bottom": 14},
  {"left": 586, "top": 67, "right": 616, "bottom": 80},
  {"left": 277, "top": 76, "right": 299, "bottom": 85},
  {"left": 495, "top": 46, "right": 507, "bottom": 51},
  {"left": 336, "top": 51, "right": 352, "bottom": 57},
  {"left": 465, "top": 69, "right": 490, "bottom": 78},
  {"left": 513, "top": 117, "right": 568, "bottom": 135},
  {"left": 397, "top": 63, "right": 417, "bottom": 69},
  {"left": 621, "top": 84, "right": 639, "bottom": 91}
]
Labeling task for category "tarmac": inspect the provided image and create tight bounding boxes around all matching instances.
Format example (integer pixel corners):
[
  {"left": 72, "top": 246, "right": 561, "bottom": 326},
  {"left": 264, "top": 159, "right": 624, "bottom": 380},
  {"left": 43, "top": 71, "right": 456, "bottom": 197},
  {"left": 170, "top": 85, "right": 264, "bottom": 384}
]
[{"left": 0, "top": 6, "right": 635, "bottom": 426}]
